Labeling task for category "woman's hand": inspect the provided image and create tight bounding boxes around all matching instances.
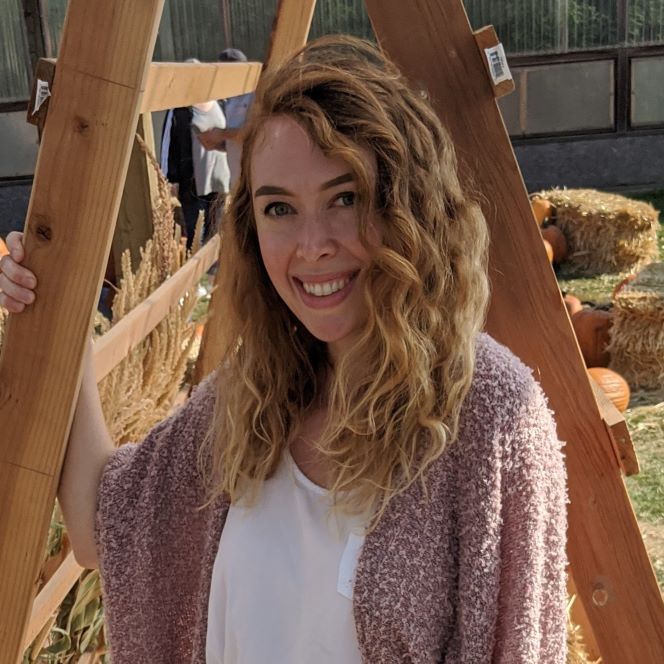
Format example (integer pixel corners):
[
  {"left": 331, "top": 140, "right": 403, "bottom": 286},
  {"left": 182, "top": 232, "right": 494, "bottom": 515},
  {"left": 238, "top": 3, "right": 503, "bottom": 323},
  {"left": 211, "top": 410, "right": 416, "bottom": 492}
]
[{"left": 0, "top": 231, "right": 37, "bottom": 313}]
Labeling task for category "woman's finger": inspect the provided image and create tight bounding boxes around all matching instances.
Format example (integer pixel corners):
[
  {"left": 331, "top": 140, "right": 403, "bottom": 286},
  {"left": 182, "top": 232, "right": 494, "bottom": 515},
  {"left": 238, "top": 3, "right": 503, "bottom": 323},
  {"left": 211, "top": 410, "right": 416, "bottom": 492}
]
[
  {"left": 0, "top": 290, "right": 26, "bottom": 313},
  {"left": 0, "top": 254, "right": 37, "bottom": 289},
  {"left": 6, "top": 231, "right": 25, "bottom": 262},
  {"left": 0, "top": 271, "right": 35, "bottom": 305}
]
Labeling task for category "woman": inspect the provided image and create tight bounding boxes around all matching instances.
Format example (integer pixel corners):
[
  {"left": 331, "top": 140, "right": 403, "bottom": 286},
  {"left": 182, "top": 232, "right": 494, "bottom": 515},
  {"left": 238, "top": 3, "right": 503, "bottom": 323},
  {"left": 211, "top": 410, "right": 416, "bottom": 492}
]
[{"left": 0, "top": 36, "right": 567, "bottom": 663}]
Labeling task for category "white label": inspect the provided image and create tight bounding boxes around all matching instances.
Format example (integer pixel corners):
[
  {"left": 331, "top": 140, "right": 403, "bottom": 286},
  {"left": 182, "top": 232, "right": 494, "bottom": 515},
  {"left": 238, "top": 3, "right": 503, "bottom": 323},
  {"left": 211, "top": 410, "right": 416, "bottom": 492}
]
[
  {"left": 33, "top": 79, "right": 52, "bottom": 115},
  {"left": 484, "top": 43, "right": 512, "bottom": 85}
]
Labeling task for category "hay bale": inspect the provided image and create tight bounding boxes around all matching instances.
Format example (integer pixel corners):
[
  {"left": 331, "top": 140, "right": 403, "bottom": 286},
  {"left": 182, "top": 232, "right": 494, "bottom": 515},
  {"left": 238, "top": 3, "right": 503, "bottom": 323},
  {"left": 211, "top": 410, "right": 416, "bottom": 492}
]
[
  {"left": 538, "top": 188, "right": 659, "bottom": 275},
  {"left": 608, "top": 262, "right": 664, "bottom": 389}
]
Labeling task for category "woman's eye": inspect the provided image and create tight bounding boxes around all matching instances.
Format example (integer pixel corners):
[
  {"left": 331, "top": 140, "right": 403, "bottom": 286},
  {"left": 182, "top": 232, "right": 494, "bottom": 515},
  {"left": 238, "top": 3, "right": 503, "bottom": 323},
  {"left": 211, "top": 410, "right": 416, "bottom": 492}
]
[
  {"left": 264, "top": 202, "right": 293, "bottom": 217},
  {"left": 333, "top": 191, "right": 356, "bottom": 207}
]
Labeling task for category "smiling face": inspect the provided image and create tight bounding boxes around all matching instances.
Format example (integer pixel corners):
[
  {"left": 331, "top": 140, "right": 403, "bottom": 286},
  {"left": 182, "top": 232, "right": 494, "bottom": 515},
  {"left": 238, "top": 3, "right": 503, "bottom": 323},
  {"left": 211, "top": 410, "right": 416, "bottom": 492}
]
[{"left": 251, "top": 116, "right": 380, "bottom": 362}]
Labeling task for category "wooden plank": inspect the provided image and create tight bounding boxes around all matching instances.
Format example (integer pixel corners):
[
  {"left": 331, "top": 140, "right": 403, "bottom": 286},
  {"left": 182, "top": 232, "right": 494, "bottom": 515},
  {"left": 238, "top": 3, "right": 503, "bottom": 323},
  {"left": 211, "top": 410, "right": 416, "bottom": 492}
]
[
  {"left": 26, "top": 58, "right": 56, "bottom": 132},
  {"left": 27, "top": 60, "right": 262, "bottom": 127},
  {"left": 472, "top": 26, "right": 515, "bottom": 99},
  {"left": 23, "top": 552, "right": 83, "bottom": 650},
  {"left": 112, "top": 113, "right": 157, "bottom": 276},
  {"left": 193, "top": 0, "right": 317, "bottom": 385},
  {"left": 93, "top": 235, "right": 219, "bottom": 383},
  {"left": 0, "top": 1, "right": 164, "bottom": 660},
  {"left": 364, "top": 2, "right": 664, "bottom": 662},
  {"left": 264, "top": 0, "right": 317, "bottom": 71},
  {"left": 589, "top": 377, "right": 640, "bottom": 476},
  {"left": 141, "top": 62, "right": 262, "bottom": 112}
]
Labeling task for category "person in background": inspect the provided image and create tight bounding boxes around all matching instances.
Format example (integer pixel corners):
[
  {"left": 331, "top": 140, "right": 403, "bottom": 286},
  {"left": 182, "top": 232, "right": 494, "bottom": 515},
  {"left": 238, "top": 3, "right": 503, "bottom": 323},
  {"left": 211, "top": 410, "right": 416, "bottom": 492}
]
[
  {"left": 196, "top": 48, "right": 253, "bottom": 189},
  {"left": 160, "top": 58, "right": 230, "bottom": 250}
]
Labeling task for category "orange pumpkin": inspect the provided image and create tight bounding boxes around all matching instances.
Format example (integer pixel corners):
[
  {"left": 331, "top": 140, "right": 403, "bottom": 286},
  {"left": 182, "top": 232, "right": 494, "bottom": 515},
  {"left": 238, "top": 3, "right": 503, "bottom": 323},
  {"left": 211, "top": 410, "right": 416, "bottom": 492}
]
[
  {"left": 541, "top": 225, "right": 567, "bottom": 264},
  {"left": 531, "top": 197, "right": 553, "bottom": 225},
  {"left": 0, "top": 237, "right": 8, "bottom": 258},
  {"left": 571, "top": 308, "right": 612, "bottom": 367},
  {"left": 563, "top": 294, "right": 582, "bottom": 317},
  {"left": 543, "top": 239, "right": 554, "bottom": 263},
  {"left": 588, "top": 367, "right": 630, "bottom": 412}
]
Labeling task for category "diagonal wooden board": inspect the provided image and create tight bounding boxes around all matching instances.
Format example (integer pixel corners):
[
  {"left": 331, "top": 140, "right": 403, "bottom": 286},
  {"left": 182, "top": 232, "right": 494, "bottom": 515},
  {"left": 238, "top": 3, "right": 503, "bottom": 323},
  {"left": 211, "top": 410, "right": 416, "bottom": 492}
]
[
  {"left": 364, "top": 1, "right": 664, "bottom": 662},
  {"left": 0, "top": 1, "right": 165, "bottom": 661}
]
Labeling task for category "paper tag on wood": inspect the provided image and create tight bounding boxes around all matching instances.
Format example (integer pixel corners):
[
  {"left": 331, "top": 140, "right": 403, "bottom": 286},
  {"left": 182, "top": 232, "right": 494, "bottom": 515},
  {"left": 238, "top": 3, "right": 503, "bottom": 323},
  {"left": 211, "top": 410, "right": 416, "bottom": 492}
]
[
  {"left": 33, "top": 79, "right": 52, "bottom": 115},
  {"left": 484, "top": 43, "right": 512, "bottom": 85}
]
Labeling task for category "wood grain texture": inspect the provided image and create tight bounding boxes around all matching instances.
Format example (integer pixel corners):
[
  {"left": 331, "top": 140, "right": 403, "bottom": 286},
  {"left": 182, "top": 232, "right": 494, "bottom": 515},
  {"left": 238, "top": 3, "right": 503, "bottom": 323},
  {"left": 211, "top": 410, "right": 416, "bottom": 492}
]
[
  {"left": 0, "top": 1, "right": 164, "bottom": 660},
  {"left": 590, "top": 378, "right": 640, "bottom": 476},
  {"left": 264, "top": 0, "right": 316, "bottom": 70},
  {"left": 26, "top": 58, "right": 56, "bottom": 130},
  {"left": 365, "top": 1, "right": 664, "bottom": 662},
  {"left": 472, "top": 26, "right": 515, "bottom": 98},
  {"left": 141, "top": 62, "right": 262, "bottom": 112},
  {"left": 23, "top": 552, "right": 83, "bottom": 650}
]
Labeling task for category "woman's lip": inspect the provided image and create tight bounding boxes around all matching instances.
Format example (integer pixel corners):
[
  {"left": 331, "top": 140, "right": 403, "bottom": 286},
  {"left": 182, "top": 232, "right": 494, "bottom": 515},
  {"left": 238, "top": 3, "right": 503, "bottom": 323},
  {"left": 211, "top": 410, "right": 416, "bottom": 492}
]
[
  {"left": 293, "top": 271, "right": 359, "bottom": 309},
  {"left": 292, "top": 270, "right": 358, "bottom": 284}
]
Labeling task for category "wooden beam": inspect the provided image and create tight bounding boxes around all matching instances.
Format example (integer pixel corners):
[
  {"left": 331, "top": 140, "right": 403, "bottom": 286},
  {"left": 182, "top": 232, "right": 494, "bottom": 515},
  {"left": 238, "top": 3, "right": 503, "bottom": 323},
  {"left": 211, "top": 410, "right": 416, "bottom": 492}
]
[
  {"left": 23, "top": 552, "right": 83, "bottom": 650},
  {"left": 0, "top": 1, "right": 165, "bottom": 660},
  {"left": 264, "top": 0, "right": 317, "bottom": 71},
  {"left": 26, "top": 58, "right": 55, "bottom": 133},
  {"left": 141, "top": 61, "right": 262, "bottom": 112},
  {"left": 21, "top": 1, "right": 48, "bottom": 68},
  {"left": 364, "top": 2, "right": 664, "bottom": 663},
  {"left": 27, "top": 60, "right": 262, "bottom": 127},
  {"left": 589, "top": 377, "right": 640, "bottom": 476}
]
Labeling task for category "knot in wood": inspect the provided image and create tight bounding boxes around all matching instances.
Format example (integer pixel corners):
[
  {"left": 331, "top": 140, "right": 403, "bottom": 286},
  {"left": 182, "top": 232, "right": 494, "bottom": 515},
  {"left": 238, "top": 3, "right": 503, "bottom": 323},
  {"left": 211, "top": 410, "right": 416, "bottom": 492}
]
[
  {"left": 592, "top": 585, "right": 609, "bottom": 607},
  {"left": 74, "top": 116, "right": 90, "bottom": 133},
  {"left": 36, "top": 225, "right": 53, "bottom": 242}
]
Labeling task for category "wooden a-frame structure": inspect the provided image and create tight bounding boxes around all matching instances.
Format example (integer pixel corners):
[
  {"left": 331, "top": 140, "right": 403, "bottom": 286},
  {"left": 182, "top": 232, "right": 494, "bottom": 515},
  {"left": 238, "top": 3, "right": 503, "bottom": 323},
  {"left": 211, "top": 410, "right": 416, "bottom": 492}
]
[{"left": 1, "top": 1, "right": 663, "bottom": 662}]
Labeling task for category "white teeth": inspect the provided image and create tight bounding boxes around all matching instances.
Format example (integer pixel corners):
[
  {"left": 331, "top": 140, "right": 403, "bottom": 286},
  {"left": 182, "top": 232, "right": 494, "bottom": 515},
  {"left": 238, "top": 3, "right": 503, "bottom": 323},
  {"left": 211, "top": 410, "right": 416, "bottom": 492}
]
[{"left": 302, "top": 277, "right": 350, "bottom": 297}]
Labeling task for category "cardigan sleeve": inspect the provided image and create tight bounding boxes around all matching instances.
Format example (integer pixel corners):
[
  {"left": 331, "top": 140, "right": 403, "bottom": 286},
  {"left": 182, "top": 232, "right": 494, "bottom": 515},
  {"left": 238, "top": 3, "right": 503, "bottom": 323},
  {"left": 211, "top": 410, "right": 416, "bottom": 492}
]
[
  {"left": 93, "top": 373, "right": 218, "bottom": 662},
  {"left": 493, "top": 378, "right": 568, "bottom": 663}
]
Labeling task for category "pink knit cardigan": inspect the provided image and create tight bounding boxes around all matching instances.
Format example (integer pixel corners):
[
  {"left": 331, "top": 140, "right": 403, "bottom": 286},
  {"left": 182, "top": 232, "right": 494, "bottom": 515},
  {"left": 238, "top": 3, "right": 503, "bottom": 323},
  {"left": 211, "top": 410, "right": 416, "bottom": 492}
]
[{"left": 95, "top": 334, "right": 568, "bottom": 662}]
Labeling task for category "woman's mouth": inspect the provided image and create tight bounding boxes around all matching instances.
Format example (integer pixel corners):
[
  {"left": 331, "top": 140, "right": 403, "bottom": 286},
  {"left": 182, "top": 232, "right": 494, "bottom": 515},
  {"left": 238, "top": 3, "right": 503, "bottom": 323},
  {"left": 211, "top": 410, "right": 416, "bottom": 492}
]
[
  {"left": 301, "top": 276, "right": 351, "bottom": 297},
  {"left": 293, "top": 271, "right": 359, "bottom": 308}
]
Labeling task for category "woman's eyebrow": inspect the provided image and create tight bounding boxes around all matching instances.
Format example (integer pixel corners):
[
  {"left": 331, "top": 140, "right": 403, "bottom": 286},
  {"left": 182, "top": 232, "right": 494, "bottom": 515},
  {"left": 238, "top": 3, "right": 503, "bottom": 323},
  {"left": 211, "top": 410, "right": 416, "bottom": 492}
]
[
  {"left": 320, "top": 173, "right": 354, "bottom": 190},
  {"left": 253, "top": 173, "right": 355, "bottom": 198},
  {"left": 254, "top": 185, "right": 292, "bottom": 197}
]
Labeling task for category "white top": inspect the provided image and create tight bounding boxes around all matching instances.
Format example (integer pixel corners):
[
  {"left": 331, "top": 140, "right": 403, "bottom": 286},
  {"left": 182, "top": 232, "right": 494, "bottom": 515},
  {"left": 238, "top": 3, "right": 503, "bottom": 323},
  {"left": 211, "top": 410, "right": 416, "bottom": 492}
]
[
  {"left": 223, "top": 93, "right": 254, "bottom": 188},
  {"left": 191, "top": 102, "right": 231, "bottom": 196},
  {"left": 206, "top": 450, "right": 366, "bottom": 663}
]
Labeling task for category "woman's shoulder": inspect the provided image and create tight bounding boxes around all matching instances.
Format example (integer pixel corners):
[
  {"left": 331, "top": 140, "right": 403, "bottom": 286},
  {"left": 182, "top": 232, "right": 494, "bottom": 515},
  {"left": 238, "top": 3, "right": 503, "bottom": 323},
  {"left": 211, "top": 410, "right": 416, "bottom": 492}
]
[
  {"left": 470, "top": 332, "right": 540, "bottom": 402},
  {"left": 460, "top": 333, "right": 552, "bottom": 439}
]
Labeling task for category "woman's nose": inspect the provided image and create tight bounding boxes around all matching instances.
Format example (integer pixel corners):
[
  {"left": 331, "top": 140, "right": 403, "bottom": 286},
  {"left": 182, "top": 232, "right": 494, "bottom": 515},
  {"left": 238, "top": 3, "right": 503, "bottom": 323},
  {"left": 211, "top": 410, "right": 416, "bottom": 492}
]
[{"left": 295, "top": 217, "right": 337, "bottom": 262}]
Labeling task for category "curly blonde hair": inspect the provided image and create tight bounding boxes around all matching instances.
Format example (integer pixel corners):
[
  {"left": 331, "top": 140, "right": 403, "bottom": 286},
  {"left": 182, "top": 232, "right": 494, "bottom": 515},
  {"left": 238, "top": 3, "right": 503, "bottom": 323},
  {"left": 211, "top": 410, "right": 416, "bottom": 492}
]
[{"left": 201, "top": 36, "right": 490, "bottom": 524}]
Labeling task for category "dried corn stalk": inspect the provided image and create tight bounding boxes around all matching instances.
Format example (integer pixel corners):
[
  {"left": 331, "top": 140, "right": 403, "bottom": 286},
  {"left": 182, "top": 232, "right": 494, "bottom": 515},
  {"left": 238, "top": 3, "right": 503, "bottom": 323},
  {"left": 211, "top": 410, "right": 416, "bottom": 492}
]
[
  {"left": 566, "top": 596, "right": 602, "bottom": 664},
  {"left": 540, "top": 188, "right": 659, "bottom": 275}
]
